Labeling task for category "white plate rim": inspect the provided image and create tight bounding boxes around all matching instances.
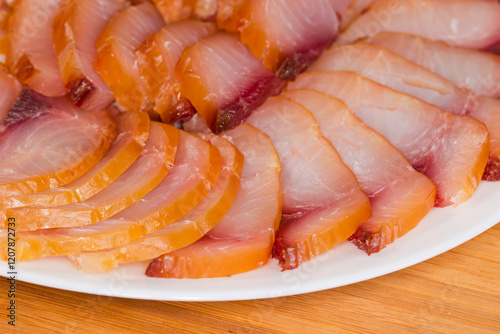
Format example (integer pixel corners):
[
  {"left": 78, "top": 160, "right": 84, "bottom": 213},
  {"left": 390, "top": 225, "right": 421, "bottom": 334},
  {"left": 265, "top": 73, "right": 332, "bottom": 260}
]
[{"left": 1, "top": 181, "right": 499, "bottom": 302}]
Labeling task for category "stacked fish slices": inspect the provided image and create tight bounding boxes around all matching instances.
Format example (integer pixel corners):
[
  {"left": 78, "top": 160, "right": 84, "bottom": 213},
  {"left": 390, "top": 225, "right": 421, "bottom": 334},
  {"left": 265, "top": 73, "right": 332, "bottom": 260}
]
[{"left": 0, "top": 0, "right": 499, "bottom": 278}]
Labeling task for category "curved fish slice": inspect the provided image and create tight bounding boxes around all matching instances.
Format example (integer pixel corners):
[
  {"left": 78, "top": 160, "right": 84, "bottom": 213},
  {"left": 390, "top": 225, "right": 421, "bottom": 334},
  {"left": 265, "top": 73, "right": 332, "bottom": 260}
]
[
  {"left": 340, "top": 0, "right": 375, "bottom": 30},
  {"left": 282, "top": 89, "right": 436, "bottom": 254},
  {"left": 363, "top": 32, "right": 500, "bottom": 99},
  {"left": 146, "top": 124, "right": 282, "bottom": 278},
  {"left": 309, "top": 43, "right": 500, "bottom": 179},
  {"left": 53, "top": 0, "right": 126, "bottom": 109},
  {"left": 70, "top": 132, "right": 241, "bottom": 273},
  {"left": 222, "top": 0, "right": 338, "bottom": 80},
  {"left": 6, "top": 122, "right": 178, "bottom": 232},
  {"left": 245, "top": 97, "right": 371, "bottom": 270},
  {"left": 136, "top": 19, "right": 216, "bottom": 124},
  {"left": 0, "top": 111, "right": 150, "bottom": 209},
  {"left": 176, "top": 32, "right": 281, "bottom": 133},
  {"left": 0, "top": 70, "right": 20, "bottom": 124},
  {"left": 3, "top": 129, "right": 222, "bottom": 261},
  {"left": 311, "top": 44, "right": 471, "bottom": 115},
  {"left": 7, "top": 0, "right": 66, "bottom": 96},
  {"left": 337, "top": 0, "right": 500, "bottom": 51},
  {"left": 288, "top": 71, "right": 490, "bottom": 207},
  {"left": 94, "top": 2, "right": 164, "bottom": 114},
  {"left": 0, "top": 90, "right": 117, "bottom": 198},
  {"left": 152, "top": 0, "right": 218, "bottom": 22}
]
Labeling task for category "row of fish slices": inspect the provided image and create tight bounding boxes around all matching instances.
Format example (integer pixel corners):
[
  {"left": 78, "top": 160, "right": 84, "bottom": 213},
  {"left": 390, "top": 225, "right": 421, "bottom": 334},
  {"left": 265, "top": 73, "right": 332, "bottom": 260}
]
[
  {"left": 0, "top": 95, "right": 260, "bottom": 277},
  {"left": 0, "top": 0, "right": 348, "bottom": 276},
  {"left": 0, "top": 0, "right": 498, "bottom": 276}
]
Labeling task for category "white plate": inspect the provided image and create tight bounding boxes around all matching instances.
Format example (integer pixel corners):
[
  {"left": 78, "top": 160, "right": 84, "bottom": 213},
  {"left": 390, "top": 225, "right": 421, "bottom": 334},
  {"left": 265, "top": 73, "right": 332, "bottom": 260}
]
[{"left": 1, "top": 182, "right": 499, "bottom": 302}]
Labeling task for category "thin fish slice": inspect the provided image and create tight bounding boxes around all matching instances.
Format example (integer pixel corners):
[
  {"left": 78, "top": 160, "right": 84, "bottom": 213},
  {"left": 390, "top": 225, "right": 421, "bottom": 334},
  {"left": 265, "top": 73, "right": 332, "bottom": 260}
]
[
  {"left": 0, "top": 90, "right": 117, "bottom": 198},
  {"left": 0, "top": 70, "right": 20, "bottom": 124},
  {"left": 245, "top": 97, "right": 371, "bottom": 270},
  {"left": 176, "top": 32, "right": 281, "bottom": 133},
  {"left": 288, "top": 71, "right": 490, "bottom": 207},
  {"left": 6, "top": 122, "right": 178, "bottom": 232},
  {"left": 53, "top": 0, "right": 126, "bottom": 109},
  {"left": 310, "top": 44, "right": 471, "bottom": 115},
  {"left": 146, "top": 124, "right": 282, "bottom": 278},
  {"left": 309, "top": 43, "right": 500, "bottom": 179},
  {"left": 152, "top": 0, "right": 217, "bottom": 22},
  {"left": 3, "top": 130, "right": 222, "bottom": 261},
  {"left": 0, "top": 111, "right": 150, "bottom": 209},
  {"left": 7, "top": 0, "right": 66, "bottom": 96},
  {"left": 363, "top": 32, "right": 500, "bottom": 98},
  {"left": 221, "top": 0, "right": 339, "bottom": 80},
  {"left": 282, "top": 89, "right": 436, "bottom": 254},
  {"left": 135, "top": 19, "right": 216, "bottom": 124},
  {"left": 340, "top": 0, "right": 375, "bottom": 30},
  {"left": 337, "top": 0, "right": 500, "bottom": 51},
  {"left": 94, "top": 2, "right": 164, "bottom": 114},
  {"left": 70, "top": 133, "right": 242, "bottom": 273}
]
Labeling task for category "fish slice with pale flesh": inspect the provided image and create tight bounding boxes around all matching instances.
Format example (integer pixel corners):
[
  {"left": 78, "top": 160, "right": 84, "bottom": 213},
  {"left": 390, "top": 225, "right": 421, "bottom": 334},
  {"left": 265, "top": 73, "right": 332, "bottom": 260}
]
[
  {"left": 7, "top": 0, "right": 66, "bottom": 96},
  {"left": 0, "top": 90, "right": 117, "bottom": 198},
  {"left": 243, "top": 97, "right": 371, "bottom": 270},
  {"left": 135, "top": 19, "right": 216, "bottom": 124},
  {"left": 336, "top": 0, "right": 500, "bottom": 52},
  {"left": 0, "top": 70, "right": 20, "bottom": 124},
  {"left": 309, "top": 43, "right": 500, "bottom": 180},
  {"left": 0, "top": 110, "right": 150, "bottom": 209},
  {"left": 5, "top": 122, "right": 178, "bottom": 232},
  {"left": 175, "top": 32, "right": 282, "bottom": 134},
  {"left": 53, "top": 0, "right": 126, "bottom": 109},
  {"left": 94, "top": 2, "right": 165, "bottom": 115},
  {"left": 363, "top": 32, "right": 500, "bottom": 98},
  {"left": 218, "top": 0, "right": 339, "bottom": 80},
  {"left": 1, "top": 129, "right": 222, "bottom": 261},
  {"left": 288, "top": 71, "right": 490, "bottom": 207},
  {"left": 282, "top": 89, "right": 436, "bottom": 254},
  {"left": 70, "top": 132, "right": 242, "bottom": 273},
  {"left": 146, "top": 124, "right": 282, "bottom": 278}
]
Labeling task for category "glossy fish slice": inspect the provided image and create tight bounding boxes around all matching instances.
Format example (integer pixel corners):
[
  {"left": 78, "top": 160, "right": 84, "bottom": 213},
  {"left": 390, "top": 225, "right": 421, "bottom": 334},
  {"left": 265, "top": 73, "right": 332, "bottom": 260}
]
[
  {"left": 0, "top": 111, "right": 150, "bottom": 209},
  {"left": 152, "top": 0, "right": 218, "bottom": 22},
  {"left": 0, "top": 70, "right": 20, "bottom": 124},
  {"left": 176, "top": 32, "right": 281, "bottom": 133},
  {"left": 363, "top": 32, "right": 500, "bottom": 98},
  {"left": 70, "top": 132, "right": 242, "bottom": 273},
  {"left": 337, "top": 0, "right": 500, "bottom": 51},
  {"left": 94, "top": 2, "right": 164, "bottom": 115},
  {"left": 146, "top": 124, "right": 282, "bottom": 278},
  {"left": 282, "top": 89, "right": 436, "bottom": 254},
  {"left": 6, "top": 122, "right": 178, "bottom": 232},
  {"left": 310, "top": 44, "right": 471, "bottom": 115},
  {"left": 309, "top": 43, "right": 500, "bottom": 179},
  {"left": 3, "top": 130, "right": 222, "bottom": 261},
  {"left": 135, "top": 19, "right": 216, "bottom": 124},
  {"left": 53, "top": 0, "right": 126, "bottom": 109},
  {"left": 288, "top": 71, "right": 490, "bottom": 207},
  {"left": 245, "top": 97, "right": 371, "bottom": 270},
  {"left": 0, "top": 90, "right": 117, "bottom": 198},
  {"left": 221, "top": 0, "right": 339, "bottom": 80},
  {"left": 7, "top": 0, "right": 66, "bottom": 96}
]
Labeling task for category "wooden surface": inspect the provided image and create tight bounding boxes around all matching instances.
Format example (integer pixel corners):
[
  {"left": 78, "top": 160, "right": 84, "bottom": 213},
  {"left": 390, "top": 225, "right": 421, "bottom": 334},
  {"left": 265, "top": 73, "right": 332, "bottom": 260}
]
[{"left": 1, "top": 223, "right": 499, "bottom": 334}]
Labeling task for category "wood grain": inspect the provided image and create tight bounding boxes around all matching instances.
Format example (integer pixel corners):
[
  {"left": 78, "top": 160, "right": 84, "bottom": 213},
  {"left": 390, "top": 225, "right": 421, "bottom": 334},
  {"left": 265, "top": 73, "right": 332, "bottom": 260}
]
[{"left": 1, "top": 223, "right": 499, "bottom": 334}]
